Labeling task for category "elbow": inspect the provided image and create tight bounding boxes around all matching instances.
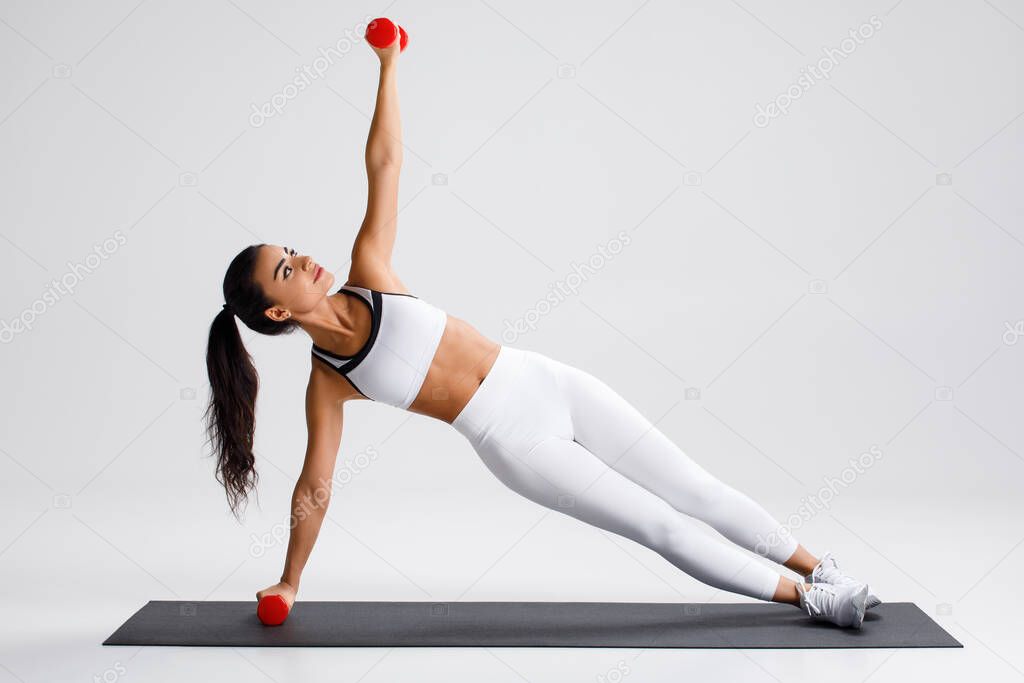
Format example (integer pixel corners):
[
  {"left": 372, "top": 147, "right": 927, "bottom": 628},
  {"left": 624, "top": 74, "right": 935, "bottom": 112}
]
[
  {"left": 366, "top": 153, "right": 402, "bottom": 173},
  {"left": 294, "top": 480, "right": 332, "bottom": 515}
]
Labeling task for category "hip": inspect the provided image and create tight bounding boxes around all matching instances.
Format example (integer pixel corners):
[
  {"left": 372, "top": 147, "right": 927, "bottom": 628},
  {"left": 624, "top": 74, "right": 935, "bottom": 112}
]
[{"left": 450, "top": 345, "right": 577, "bottom": 454}]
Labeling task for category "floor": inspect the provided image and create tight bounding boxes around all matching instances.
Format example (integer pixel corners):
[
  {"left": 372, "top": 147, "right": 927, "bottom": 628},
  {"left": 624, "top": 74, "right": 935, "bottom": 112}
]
[{"left": 2, "top": 490, "right": 1020, "bottom": 681}]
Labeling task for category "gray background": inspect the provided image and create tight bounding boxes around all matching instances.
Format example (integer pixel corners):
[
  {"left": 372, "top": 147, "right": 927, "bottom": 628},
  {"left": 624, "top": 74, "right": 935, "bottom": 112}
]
[{"left": 1, "top": 0, "right": 1022, "bottom": 681}]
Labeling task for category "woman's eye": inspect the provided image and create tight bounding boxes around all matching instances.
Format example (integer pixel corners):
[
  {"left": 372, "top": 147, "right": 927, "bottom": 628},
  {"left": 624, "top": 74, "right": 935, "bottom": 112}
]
[{"left": 284, "top": 266, "right": 292, "bottom": 278}]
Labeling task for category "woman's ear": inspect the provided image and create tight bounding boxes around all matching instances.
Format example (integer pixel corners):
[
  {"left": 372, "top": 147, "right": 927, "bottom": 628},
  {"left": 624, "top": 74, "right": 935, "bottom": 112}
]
[{"left": 265, "top": 306, "right": 292, "bottom": 323}]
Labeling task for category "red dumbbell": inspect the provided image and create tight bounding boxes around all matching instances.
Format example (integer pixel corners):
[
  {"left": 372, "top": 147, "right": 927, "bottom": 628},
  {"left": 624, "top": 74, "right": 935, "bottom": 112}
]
[
  {"left": 257, "top": 594, "right": 290, "bottom": 626},
  {"left": 366, "top": 17, "right": 408, "bottom": 52}
]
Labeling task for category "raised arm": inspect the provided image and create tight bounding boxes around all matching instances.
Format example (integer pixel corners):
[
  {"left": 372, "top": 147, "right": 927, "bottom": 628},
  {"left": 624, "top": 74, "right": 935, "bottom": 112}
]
[
  {"left": 255, "top": 369, "right": 346, "bottom": 608},
  {"left": 349, "top": 31, "right": 407, "bottom": 291}
]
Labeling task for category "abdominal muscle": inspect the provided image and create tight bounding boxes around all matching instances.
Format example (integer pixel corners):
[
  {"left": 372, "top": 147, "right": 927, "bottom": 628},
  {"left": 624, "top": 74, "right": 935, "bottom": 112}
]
[{"left": 405, "top": 313, "right": 501, "bottom": 424}]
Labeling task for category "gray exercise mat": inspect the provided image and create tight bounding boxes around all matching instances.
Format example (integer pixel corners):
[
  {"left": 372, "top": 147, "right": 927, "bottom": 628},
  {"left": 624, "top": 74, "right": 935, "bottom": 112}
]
[{"left": 103, "top": 600, "right": 961, "bottom": 648}]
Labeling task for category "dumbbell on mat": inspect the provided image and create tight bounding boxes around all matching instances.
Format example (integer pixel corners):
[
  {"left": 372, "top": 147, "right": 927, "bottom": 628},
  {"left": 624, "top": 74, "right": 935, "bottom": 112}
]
[{"left": 257, "top": 594, "right": 290, "bottom": 626}]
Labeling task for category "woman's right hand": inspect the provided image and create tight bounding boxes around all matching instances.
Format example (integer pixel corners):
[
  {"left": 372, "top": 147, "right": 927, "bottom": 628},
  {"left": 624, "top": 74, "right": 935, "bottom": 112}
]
[
  {"left": 369, "top": 23, "right": 402, "bottom": 66},
  {"left": 256, "top": 580, "right": 297, "bottom": 609}
]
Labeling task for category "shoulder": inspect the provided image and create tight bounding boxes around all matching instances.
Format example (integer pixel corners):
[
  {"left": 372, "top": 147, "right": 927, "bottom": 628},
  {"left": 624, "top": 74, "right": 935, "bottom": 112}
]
[
  {"left": 345, "top": 259, "right": 412, "bottom": 295},
  {"left": 307, "top": 357, "right": 362, "bottom": 404}
]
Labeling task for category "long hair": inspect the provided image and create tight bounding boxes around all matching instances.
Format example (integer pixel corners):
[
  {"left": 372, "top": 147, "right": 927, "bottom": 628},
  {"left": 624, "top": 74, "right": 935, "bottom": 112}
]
[{"left": 205, "top": 244, "right": 298, "bottom": 518}]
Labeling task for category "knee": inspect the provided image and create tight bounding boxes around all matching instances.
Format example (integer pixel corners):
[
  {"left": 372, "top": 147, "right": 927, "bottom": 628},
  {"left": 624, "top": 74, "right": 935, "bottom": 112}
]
[
  {"left": 645, "top": 519, "right": 692, "bottom": 552},
  {"left": 690, "top": 478, "right": 730, "bottom": 512},
  {"left": 663, "top": 473, "right": 724, "bottom": 518}
]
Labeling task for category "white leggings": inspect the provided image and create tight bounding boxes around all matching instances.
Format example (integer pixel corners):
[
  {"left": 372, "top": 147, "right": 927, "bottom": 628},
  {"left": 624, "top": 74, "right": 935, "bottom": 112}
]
[{"left": 451, "top": 345, "right": 799, "bottom": 602}]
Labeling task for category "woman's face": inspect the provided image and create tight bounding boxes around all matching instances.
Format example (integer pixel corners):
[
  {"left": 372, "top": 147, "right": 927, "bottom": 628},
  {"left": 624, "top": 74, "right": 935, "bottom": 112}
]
[{"left": 253, "top": 244, "right": 335, "bottom": 322}]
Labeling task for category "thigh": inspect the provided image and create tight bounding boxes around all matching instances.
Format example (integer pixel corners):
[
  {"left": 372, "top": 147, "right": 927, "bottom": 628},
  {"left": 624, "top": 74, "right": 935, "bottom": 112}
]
[
  {"left": 552, "top": 359, "right": 723, "bottom": 516},
  {"left": 474, "top": 433, "right": 686, "bottom": 550}
]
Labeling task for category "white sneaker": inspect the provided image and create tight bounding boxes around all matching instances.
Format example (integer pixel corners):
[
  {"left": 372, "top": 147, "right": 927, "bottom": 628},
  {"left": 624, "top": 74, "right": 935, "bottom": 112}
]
[
  {"left": 805, "top": 551, "right": 882, "bottom": 610},
  {"left": 797, "top": 581, "right": 868, "bottom": 629}
]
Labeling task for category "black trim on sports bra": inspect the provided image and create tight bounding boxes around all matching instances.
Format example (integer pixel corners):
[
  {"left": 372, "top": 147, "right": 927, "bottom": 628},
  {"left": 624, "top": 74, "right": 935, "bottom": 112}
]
[
  {"left": 338, "top": 289, "right": 381, "bottom": 373},
  {"left": 310, "top": 290, "right": 373, "bottom": 360},
  {"left": 311, "top": 289, "right": 383, "bottom": 378}
]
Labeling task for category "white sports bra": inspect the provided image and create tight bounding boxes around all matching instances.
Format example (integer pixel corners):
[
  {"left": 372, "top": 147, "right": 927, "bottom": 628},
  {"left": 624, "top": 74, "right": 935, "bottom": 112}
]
[{"left": 311, "top": 284, "right": 448, "bottom": 409}]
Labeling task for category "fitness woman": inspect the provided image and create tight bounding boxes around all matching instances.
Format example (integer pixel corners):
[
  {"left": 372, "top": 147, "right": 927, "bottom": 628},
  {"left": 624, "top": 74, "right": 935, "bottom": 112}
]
[{"left": 205, "top": 25, "right": 880, "bottom": 629}]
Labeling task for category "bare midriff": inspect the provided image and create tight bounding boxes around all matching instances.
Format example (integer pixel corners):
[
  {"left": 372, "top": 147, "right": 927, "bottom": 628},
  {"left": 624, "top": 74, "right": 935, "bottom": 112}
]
[{"left": 406, "top": 314, "right": 501, "bottom": 424}]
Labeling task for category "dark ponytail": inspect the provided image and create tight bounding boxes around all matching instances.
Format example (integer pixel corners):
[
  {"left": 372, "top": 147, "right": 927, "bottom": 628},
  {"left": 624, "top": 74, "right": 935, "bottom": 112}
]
[{"left": 205, "top": 244, "right": 298, "bottom": 518}]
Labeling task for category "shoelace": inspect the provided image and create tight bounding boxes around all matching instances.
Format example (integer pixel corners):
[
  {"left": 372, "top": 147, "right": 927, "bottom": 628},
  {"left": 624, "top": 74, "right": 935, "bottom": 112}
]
[
  {"left": 800, "top": 582, "right": 837, "bottom": 618},
  {"left": 815, "top": 553, "right": 843, "bottom": 583}
]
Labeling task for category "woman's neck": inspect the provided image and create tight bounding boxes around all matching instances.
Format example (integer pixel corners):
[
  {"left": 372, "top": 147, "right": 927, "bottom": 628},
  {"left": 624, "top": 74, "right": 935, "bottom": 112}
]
[{"left": 299, "top": 293, "right": 362, "bottom": 351}]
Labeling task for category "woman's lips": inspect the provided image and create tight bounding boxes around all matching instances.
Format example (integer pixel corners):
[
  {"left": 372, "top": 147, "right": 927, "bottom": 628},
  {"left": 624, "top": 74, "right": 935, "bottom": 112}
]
[{"left": 313, "top": 265, "right": 323, "bottom": 282}]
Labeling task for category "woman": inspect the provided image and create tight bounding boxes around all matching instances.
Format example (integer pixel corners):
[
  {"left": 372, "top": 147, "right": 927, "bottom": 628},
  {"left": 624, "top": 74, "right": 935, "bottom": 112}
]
[{"left": 206, "top": 30, "right": 879, "bottom": 629}]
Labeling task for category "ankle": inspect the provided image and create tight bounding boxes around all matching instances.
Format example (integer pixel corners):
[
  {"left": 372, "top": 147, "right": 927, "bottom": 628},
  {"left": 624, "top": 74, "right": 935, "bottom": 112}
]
[
  {"left": 772, "top": 578, "right": 812, "bottom": 606},
  {"left": 782, "top": 547, "right": 819, "bottom": 577}
]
